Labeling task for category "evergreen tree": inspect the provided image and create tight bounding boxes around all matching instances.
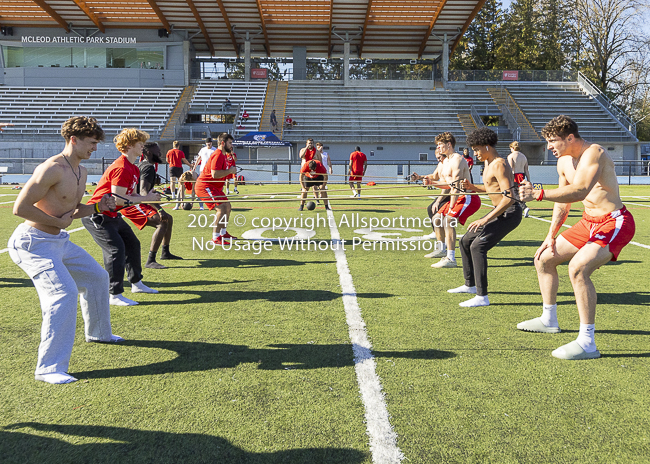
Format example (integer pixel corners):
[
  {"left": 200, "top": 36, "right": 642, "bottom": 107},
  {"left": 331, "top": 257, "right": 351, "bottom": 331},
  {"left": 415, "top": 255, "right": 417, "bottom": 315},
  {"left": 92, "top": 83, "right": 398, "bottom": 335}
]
[
  {"left": 496, "top": 0, "right": 540, "bottom": 69},
  {"left": 450, "top": 0, "right": 504, "bottom": 70}
]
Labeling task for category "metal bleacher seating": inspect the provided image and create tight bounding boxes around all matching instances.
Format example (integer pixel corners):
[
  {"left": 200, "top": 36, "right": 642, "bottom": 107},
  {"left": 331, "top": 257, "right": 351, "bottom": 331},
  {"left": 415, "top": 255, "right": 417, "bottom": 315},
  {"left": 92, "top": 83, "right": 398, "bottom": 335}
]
[
  {"left": 0, "top": 86, "right": 184, "bottom": 140},
  {"left": 283, "top": 81, "right": 635, "bottom": 144},
  {"left": 189, "top": 80, "right": 267, "bottom": 135},
  {"left": 283, "top": 81, "right": 500, "bottom": 143},
  {"left": 504, "top": 83, "right": 636, "bottom": 142}
]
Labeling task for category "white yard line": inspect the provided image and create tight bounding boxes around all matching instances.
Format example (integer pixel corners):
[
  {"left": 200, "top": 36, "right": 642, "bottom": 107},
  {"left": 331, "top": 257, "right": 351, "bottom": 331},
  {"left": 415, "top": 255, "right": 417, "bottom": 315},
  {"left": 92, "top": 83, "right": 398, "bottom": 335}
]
[
  {"left": 625, "top": 202, "right": 650, "bottom": 208},
  {"left": 326, "top": 209, "right": 404, "bottom": 464}
]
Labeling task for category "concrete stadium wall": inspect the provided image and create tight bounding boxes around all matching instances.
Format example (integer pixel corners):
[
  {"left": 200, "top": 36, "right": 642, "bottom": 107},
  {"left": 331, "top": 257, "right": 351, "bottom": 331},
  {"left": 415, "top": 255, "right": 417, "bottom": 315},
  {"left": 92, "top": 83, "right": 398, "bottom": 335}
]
[{"left": 0, "top": 27, "right": 189, "bottom": 87}]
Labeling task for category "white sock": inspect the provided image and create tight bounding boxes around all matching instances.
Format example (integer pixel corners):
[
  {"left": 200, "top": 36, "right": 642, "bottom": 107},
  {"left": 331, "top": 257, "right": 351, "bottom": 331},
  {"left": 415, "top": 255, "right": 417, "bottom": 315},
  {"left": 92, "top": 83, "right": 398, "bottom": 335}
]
[
  {"left": 459, "top": 295, "right": 490, "bottom": 307},
  {"left": 220, "top": 228, "right": 227, "bottom": 236},
  {"left": 540, "top": 303, "right": 558, "bottom": 327},
  {"left": 447, "top": 285, "right": 477, "bottom": 294},
  {"left": 213, "top": 232, "right": 219, "bottom": 240},
  {"left": 436, "top": 241, "right": 446, "bottom": 251},
  {"left": 35, "top": 373, "right": 78, "bottom": 384},
  {"left": 447, "top": 249, "right": 455, "bottom": 261},
  {"left": 577, "top": 323, "right": 597, "bottom": 352}
]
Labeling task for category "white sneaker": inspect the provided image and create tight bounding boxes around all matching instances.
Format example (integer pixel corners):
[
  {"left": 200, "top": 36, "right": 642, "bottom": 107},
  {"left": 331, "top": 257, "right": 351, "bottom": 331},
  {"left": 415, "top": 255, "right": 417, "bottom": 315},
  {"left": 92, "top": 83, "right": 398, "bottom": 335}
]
[
  {"left": 350, "top": 194, "right": 357, "bottom": 198},
  {"left": 459, "top": 295, "right": 490, "bottom": 307},
  {"left": 424, "top": 248, "right": 446, "bottom": 259},
  {"left": 447, "top": 285, "right": 477, "bottom": 294},
  {"left": 226, "top": 190, "right": 230, "bottom": 195},
  {"left": 424, "top": 232, "right": 437, "bottom": 239},
  {"left": 131, "top": 280, "right": 158, "bottom": 294},
  {"left": 199, "top": 207, "right": 204, "bottom": 210},
  {"left": 431, "top": 257, "right": 457, "bottom": 268},
  {"left": 172, "top": 205, "right": 179, "bottom": 210},
  {"left": 234, "top": 189, "right": 239, "bottom": 194},
  {"left": 110, "top": 294, "right": 138, "bottom": 306},
  {"left": 524, "top": 207, "right": 530, "bottom": 218}
]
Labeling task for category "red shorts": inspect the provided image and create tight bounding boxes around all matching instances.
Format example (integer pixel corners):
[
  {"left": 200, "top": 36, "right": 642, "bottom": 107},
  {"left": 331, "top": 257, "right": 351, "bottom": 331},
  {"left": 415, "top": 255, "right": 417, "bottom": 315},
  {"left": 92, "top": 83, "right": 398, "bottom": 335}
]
[
  {"left": 120, "top": 204, "right": 159, "bottom": 230},
  {"left": 438, "top": 194, "right": 481, "bottom": 225},
  {"left": 195, "top": 185, "right": 228, "bottom": 210},
  {"left": 514, "top": 173, "right": 525, "bottom": 185},
  {"left": 184, "top": 181, "right": 193, "bottom": 193},
  {"left": 560, "top": 206, "right": 635, "bottom": 261},
  {"left": 349, "top": 174, "right": 363, "bottom": 182}
]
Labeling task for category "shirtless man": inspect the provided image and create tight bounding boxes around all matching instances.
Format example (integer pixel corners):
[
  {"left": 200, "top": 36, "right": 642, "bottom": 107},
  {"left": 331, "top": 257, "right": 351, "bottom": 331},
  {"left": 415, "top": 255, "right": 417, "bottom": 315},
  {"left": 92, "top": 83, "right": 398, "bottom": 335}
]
[
  {"left": 8, "top": 116, "right": 122, "bottom": 384},
  {"left": 518, "top": 115, "right": 635, "bottom": 360},
  {"left": 411, "top": 147, "right": 449, "bottom": 246},
  {"left": 449, "top": 127, "right": 522, "bottom": 307},
  {"left": 508, "top": 141, "right": 531, "bottom": 218},
  {"left": 411, "top": 133, "right": 479, "bottom": 267},
  {"left": 430, "top": 132, "right": 478, "bottom": 268}
]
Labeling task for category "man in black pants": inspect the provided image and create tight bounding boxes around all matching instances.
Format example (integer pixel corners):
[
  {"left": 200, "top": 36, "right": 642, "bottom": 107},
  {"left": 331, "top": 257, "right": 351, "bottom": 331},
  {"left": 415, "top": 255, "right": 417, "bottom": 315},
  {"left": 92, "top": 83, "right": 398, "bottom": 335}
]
[
  {"left": 121, "top": 142, "right": 182, "bottom": 269},
  {"left": 449, "top": 127, "right": 522, "bottom": 307},
  {"left": 82, "top": 128, "right": 161, "bottom": 306}
]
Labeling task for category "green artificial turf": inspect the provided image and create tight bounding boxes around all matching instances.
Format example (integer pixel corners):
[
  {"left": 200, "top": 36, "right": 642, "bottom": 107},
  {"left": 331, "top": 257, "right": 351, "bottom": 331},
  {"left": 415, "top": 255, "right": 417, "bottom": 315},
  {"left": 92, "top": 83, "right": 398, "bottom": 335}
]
[{"left": 0, "top": 183, "right": 649, "bottom": 463}]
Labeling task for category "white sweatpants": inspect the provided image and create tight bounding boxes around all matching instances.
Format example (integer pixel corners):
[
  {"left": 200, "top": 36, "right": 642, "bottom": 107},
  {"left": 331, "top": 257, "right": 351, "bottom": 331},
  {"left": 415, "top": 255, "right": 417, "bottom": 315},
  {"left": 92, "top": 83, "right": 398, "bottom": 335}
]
[{"left": 8, "top": 223, "right": 114, "bottom": 375}]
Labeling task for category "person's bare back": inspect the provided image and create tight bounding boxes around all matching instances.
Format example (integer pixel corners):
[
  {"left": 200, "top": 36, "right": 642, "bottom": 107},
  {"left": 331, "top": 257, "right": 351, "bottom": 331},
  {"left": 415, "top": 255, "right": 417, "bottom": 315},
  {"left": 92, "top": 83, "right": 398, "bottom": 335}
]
[{"left": 508, "top": 151, "right": 528, "bottom": 175}]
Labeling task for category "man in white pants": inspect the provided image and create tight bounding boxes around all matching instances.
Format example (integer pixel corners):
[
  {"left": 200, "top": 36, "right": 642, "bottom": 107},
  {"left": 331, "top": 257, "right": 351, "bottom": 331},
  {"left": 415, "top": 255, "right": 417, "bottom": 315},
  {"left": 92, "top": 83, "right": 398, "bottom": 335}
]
[{"left": 8, "top": 116, "right": 123, "bottom": 384}]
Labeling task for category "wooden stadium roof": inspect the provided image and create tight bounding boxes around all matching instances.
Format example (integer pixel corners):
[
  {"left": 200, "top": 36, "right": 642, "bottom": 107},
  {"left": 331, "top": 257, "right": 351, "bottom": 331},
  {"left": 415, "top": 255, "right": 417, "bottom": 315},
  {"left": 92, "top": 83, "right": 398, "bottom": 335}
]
[{"left": 0, "top": 0, "right": 487, "bottom": 58}]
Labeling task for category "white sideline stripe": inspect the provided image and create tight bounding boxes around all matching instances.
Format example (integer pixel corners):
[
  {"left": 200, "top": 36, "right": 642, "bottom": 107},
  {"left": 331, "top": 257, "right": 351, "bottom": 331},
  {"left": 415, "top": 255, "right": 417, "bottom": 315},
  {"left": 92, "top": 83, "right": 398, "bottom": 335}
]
[
  {"left": 0, "top": 226, "right": 86, "bottom": 254},
  {"left": 626, "top": 202, "right": 650, "bottom": 208},
  {"left": 326, "top": 209, "right": 404, "bottom": 464},
  {"left": 527, "top": 215, "right": 650, "bottom": 250},
  {"left": 0, "top": 200, "right": 16, "bottom": 205}
]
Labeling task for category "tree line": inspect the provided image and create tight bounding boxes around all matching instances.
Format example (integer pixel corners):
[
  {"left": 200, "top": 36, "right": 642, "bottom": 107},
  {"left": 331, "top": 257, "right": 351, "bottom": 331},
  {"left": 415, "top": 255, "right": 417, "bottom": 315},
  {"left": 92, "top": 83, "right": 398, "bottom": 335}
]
[{"left": 451, "top": 0, "right": 650, "bottom": 140}]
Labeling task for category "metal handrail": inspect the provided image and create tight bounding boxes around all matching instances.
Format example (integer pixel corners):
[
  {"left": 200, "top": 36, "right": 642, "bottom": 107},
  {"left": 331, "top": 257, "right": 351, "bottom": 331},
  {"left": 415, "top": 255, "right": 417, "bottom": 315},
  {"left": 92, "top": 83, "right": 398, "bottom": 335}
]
[
  {"left": 577, "top": 72, "right": 636, "bottom": 138},
  {"left": 470, "top": 105, "right": 485, "bottom": 127},
  {"left": 499, "top": 104, "right": 521, "bottom": 141}
]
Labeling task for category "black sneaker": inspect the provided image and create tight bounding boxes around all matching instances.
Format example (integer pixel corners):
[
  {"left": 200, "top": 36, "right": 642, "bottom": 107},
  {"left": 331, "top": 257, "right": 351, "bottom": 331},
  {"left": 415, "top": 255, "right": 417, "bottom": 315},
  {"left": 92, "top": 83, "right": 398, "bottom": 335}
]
[
  {"left": 160, "top": 252, "right": 183, "bottom": 260},
  {"left": 298, "top": 205, "right": 304, "bottom": 211}
]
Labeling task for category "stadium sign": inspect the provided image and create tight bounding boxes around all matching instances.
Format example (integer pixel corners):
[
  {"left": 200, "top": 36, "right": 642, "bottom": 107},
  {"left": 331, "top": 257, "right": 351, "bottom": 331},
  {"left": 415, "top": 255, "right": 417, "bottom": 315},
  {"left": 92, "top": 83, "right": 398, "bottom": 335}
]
[
  {"left": 251, "top": 68, "right": 268, "bottom": 79},
  {"left": 21, "top": 36, "right": 137, "bottom": 44},
  {"left": 503, "top": 70, "right": 519, "bottom": 81}
]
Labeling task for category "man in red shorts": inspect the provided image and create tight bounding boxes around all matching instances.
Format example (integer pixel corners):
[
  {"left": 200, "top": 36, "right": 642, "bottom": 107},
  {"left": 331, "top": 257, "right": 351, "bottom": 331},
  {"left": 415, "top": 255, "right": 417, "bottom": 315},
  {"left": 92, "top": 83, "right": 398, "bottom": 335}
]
[
  {"left": 166, "top": 140, "right": 191, "bottom": 200},
  {"left": 518, "top": 115, "right": 635, "bottom": 360},
  {"left": 224, "top": 149, "right": 239, "bottom": 195},
  {"left": 121, "top": 142, "right": 182, "bottom": 269},
  {"left": 348, "top": 146, "right": 367, "bottom": 198},
  {"left": 299, "top": 160, "right": 331, "bottom": 211},
  {"left": 195, "top": 132, "right": 238, "bottom": 245},
  {"left": 508, "top": 141, "right": 531, "bottom": 217}
]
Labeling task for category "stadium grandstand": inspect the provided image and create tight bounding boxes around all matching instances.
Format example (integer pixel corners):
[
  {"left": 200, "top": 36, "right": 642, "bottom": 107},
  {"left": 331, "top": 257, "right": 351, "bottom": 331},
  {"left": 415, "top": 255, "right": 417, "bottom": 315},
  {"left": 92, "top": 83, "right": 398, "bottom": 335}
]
[{"left": 0, "top": 0, "right": 641, "bottom": 170}]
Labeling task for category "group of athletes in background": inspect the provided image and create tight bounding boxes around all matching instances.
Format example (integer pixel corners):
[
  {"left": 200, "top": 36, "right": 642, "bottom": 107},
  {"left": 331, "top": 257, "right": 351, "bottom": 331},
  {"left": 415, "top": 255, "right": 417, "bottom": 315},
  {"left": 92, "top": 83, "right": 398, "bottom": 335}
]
[{"left": 6, "top": 114, "right": 637, "bottom": 383}]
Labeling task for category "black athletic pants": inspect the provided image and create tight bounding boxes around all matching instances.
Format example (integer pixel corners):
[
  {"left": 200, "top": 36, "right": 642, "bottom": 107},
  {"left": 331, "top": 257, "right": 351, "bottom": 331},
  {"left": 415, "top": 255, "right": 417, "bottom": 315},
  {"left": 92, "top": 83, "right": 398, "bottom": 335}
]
[
  {"left": 82, "top": 213, "right": 143, "bottom": 295},
  {"left": 427, "top": 196, "right": 450, "bottom": 231},
  {"left": 459, "top": 203, "right": 522, "bottom": 296}
]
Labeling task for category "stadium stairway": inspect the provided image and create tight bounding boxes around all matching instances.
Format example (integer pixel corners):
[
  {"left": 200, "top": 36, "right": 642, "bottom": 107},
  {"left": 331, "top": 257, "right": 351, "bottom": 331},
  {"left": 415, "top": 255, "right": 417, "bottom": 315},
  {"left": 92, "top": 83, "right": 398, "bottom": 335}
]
[
  {"left": 486, "top": 87, "right": 542, "bottom": 141},
  {"left": 259, "top": 81, "right": 288, "bottom": 137},
  {"left": 457, "top": 113, "right": 477, "bottom": 137},
  {"left": 188, "top": 81, "right": 267, "bottom": 136},
  {"left": 160, "top": 85, "right": 196, "bottom": 140}
]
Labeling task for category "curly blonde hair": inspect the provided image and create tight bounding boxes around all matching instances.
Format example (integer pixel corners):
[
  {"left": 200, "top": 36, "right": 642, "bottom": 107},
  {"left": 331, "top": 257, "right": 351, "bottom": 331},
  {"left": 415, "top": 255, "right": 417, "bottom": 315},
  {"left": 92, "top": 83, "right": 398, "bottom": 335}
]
[
  {"left": 541, "top": 115, "right": 581, "bottom": 140},
  {"left": 114, "top": 128, "right": 150, "bottom": 153}
]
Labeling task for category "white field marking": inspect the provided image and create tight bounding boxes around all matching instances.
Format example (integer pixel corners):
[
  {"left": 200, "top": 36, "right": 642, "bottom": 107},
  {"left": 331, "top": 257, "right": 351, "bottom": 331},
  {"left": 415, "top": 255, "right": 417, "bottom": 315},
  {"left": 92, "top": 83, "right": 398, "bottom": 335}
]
[
  {"left": 0, "top": 226, "right": 86, "bottom": 254},
  {"left": 326, "top": 209, "right": 404, "bottom": 464},
  {"left": 269, "top": 195, "right": 276, "bottom": 199},
  {"left": 0, "top": 200, "right": 16, "bottom": 205},
  {"left": 621, "top": 196, "right": 650, "bottom": 199},
  {"left": 625, "top": 202, "right": 650, "bottom": 208}
]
